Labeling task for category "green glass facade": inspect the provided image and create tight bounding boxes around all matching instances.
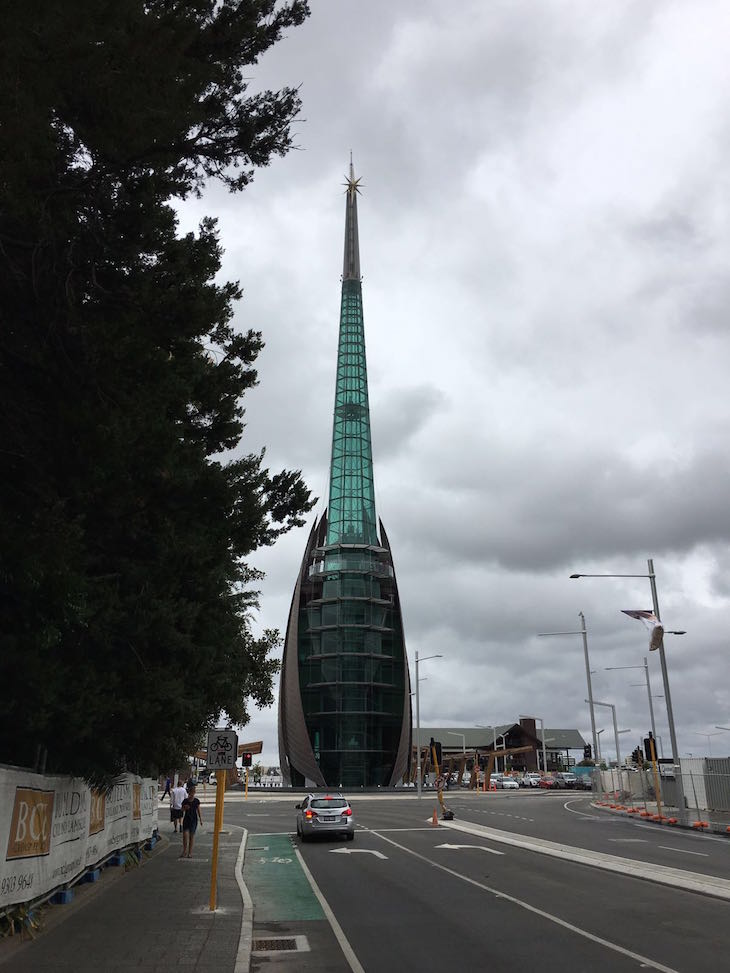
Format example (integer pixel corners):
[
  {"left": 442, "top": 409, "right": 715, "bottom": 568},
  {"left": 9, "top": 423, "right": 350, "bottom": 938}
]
[
  {"left": 278, "top": 165, "right": 411, "bottom": 788},
  {"left": 326, "top": 278, "right": 378, "bottom": 547}
]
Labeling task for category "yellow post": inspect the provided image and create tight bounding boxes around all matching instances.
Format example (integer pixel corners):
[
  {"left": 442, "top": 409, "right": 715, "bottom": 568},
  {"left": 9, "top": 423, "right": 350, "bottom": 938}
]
[
  {"left": 649, "top": 737, "right": 662, "bottom": 819},
  {"left": 245, "top": 768, "right": 249, "bottom": 800},
  {"left": 209, "top": 768, "right": 226, "bottom": 911}
]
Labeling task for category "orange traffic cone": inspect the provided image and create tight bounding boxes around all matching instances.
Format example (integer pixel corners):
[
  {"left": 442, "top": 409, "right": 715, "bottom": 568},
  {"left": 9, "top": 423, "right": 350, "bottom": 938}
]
[{"left": 431, "top": 807, "right": 439, "bottom": 827}]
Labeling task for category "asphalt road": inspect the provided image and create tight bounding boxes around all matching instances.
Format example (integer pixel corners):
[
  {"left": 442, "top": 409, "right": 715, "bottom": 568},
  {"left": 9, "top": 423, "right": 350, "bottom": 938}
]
[{"left": 225, "top": 791, "right": 730, "bottom": 972}]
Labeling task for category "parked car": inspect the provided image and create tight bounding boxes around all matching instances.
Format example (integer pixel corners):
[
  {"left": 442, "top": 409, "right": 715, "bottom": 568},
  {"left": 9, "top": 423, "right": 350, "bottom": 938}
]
[
  {"left": 501, "top": 777, "right": 520, "bottom": 789},
  {"left": 574, "top": 775, "right": 594, "bottom": 791},
  {"left": 295, "top": 793, "right": 355, "bottom": 842},
  {"left": 538, "top": 775, "right": 558, "bottom": 789},
  {"left": 521, "top": 773, "right": 542, "bottom": 787},
  {"left": 553, "top": 773, "right": 578, "bottom": 789}
]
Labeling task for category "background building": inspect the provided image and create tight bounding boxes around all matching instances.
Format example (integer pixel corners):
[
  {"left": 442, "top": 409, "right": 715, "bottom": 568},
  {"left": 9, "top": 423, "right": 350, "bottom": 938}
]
[
  {"left": 278, "top": 163, "right": 411, "bottom": 788},
  {"left": 420, "top": 721, "right": 587, "bottom": 773}
]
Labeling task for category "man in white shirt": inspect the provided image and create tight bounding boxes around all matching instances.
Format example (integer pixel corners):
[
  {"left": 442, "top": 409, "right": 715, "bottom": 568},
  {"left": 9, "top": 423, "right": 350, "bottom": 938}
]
[{"left": 170, "top": 782, "right": 187, "bottom": 833}]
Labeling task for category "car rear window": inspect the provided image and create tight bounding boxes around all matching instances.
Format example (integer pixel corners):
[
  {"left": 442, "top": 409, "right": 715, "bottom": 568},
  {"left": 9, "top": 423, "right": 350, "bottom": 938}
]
[{"left": 311, "top": 798, "right": 347, "bottom": 809}]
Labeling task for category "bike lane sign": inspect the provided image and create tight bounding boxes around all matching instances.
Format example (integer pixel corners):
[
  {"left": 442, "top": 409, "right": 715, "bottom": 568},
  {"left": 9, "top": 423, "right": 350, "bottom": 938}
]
[{"left": 206, "top": 729, "right": 239, "bottom": 770}]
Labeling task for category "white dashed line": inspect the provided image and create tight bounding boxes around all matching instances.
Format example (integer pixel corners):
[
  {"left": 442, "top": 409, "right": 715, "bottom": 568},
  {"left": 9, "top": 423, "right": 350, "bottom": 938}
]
[{"left": 657, "top": 846, "right": 709, "bottom": 858}]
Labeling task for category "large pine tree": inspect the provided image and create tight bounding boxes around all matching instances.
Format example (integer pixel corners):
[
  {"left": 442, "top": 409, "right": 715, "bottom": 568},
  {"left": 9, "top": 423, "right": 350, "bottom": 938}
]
[{"left": 0, "top": 0, "right": 313, "bottom": 781}]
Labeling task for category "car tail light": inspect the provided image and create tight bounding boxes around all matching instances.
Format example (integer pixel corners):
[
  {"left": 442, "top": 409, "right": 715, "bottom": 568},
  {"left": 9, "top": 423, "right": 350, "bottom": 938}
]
[
  {"left": 305, "top": 810, "right": 315, "bottom": 819},
  {"left": 342, "top": 807, "right": 352, "bottom": 816}
]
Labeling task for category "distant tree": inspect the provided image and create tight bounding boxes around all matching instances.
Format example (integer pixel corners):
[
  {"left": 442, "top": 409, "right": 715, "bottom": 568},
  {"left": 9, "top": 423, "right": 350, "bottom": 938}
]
[{"left": 0, "top": 1, "right": 312, "bottom": 783}]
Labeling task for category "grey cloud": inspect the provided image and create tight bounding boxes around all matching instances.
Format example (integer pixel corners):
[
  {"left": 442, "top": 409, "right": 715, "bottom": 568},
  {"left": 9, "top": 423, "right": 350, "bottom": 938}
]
[{"left": 371, "top": 384, "right": 447, "bottom": 459}]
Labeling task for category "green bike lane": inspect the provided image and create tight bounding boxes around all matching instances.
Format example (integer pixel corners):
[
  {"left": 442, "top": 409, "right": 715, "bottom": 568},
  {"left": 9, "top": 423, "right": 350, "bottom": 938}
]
[{"left": 243, "top": 833, "right": 353, "bottom": 972}]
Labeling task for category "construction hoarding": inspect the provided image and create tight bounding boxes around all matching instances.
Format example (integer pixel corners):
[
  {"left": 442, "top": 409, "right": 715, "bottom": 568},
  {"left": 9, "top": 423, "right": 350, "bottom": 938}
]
[{"left": 0, "top": 767, "right": 158, "bottom": 909}]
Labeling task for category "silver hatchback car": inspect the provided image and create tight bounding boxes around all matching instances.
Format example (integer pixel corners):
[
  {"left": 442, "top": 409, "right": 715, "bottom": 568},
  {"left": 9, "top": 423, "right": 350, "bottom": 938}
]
[{"left": 295, "top": 793, "right": 355, "bottom": 842}]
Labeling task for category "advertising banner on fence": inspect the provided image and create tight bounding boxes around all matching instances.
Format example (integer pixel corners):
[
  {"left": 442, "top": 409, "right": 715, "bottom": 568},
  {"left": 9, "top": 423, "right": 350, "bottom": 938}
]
[{"left": 0, "top": 768, "right": 158, "bottom": 909}]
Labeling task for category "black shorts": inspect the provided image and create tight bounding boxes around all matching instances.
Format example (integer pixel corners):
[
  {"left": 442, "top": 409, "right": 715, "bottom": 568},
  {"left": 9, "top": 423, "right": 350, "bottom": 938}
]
[
  {"left": 183, "top": 817, "right": 197, "bottom": 834},
  {"left": 170, "top": 808, "right": 183, "bottom": 821}
]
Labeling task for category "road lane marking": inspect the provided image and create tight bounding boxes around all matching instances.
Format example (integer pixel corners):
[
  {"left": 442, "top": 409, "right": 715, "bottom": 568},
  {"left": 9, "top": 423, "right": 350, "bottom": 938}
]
[
  {"left": 330, "top": 848, "right": 388, "bottom": 859},
  {"left": 564, "top": 799, "right": 601, "bottom": 819},
  {"left": 295, "top": 849, "right": 366, "bottom": 973},
  {"left": 356, "top": 828, "right": 437, "bottom": 832},
  {"left": 658, "top": 846, "right": 709, "bottom": 857},
  {"left": 368, "top": 831, "right": 680, "bottom": 973},
  {"left": 436, "top": 843, "right": 504, "bottom": 856},
  {"left": 608, "top": 839, "right": 647, "bottom": 843}
]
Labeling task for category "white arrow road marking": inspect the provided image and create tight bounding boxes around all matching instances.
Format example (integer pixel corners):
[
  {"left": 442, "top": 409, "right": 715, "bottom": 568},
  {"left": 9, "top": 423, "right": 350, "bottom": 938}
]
[
  {"left": 436, "top": 843, "right": 504, "bottom": 856},
  {"left": 329, "top": 848, "right": 388, "bottom": 859}
]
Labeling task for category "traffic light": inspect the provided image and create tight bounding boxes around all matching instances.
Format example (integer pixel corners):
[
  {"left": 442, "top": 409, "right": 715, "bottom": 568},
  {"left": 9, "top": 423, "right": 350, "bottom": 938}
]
[
  {"left": 643, "top": 734, "right": 655, "bottom": 762},
  {"left": 583, "top": 745, "right": 592, "bottom": 761},
  {"left": 242, "top": 752, "right": 252, "bottom": 767},
  {"left": 632, "top": 747, "right": 643, "bottom": 766}
]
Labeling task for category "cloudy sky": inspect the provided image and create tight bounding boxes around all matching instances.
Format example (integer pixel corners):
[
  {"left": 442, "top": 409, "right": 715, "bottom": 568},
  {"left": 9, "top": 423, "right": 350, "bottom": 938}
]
[{"left": 178, "top": 0, "right": 730, "bottom": 767}]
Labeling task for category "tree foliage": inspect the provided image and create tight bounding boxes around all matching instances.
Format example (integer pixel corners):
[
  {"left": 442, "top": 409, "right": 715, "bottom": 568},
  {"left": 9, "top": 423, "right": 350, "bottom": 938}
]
[{"left": 0, "top": 0, "right": 312, "bottom": 783}]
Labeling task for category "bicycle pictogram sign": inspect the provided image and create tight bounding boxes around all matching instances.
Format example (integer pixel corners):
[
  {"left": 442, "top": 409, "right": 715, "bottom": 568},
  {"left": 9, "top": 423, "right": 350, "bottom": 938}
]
[{"left": 206, "top": 728, "right": 238, "bottom": 769}]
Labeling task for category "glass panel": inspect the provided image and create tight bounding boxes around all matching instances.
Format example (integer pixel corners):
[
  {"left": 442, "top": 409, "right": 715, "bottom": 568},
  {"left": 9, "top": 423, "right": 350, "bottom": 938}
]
[
  {"left": 321, "top": 604, "right": 338, "bottom": 627},
  {"left": 326, "top": 281, "right": 379, "bottom": 547}
]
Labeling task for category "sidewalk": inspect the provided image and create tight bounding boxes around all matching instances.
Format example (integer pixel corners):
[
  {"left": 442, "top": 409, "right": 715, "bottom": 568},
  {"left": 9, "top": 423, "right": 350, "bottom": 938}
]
[{"left": 0, "top": 824, "right": 246, "bottom": 972}]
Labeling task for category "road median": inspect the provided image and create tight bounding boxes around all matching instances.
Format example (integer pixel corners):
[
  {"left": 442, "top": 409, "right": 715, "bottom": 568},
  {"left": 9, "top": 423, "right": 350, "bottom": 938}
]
[{"left": 441, "top": 818, "right": 730, "bottom": 901}]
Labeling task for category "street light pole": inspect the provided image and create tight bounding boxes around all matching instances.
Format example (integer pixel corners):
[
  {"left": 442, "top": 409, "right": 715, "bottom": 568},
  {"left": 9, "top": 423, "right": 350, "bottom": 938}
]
[
  {"left": 647, "top": 559, "right": 681, "bottom": 770},
  {"left": 590, "top": 700, "right": 621, "bottom": 768},
  {"left": 596, "top": 728, "right": 604, "bottom": 762},
  {"left": 447, "top": 731, "right": 466, "bottom": 754},
  {"left": 692, "top": 731, "right": 722, "bottom": 756},
  {"left": 571, "top": 560, "right": 687, "bottom": 821},
  {"left": 415, "top": 650, "right": 442, "bottom": 800},
  {"left": 476, "top": 724, "right": 499, "bottom": 772},
  {"left": 605, "top": 657, "right": 657, "bottom": 744},
  {"left": 537, "top": 613, "right": 598, "bottom": 763}
]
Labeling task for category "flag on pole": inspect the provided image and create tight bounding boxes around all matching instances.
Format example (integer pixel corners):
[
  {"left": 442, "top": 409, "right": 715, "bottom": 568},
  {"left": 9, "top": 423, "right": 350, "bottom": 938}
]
[{"left": 622, "top": 609, "right": 664, "bottom": 651}]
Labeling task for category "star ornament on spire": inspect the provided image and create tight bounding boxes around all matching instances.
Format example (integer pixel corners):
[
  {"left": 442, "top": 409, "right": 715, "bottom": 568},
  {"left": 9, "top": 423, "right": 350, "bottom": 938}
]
[{"left": 343, "top": 173, "right": 363, "bottom": 197}]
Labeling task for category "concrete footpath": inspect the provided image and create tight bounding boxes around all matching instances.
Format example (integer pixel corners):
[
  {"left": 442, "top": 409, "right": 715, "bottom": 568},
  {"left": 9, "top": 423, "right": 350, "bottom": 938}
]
[
  {"left": 0, "top": 804, "right": 351, "bottom": 973},
  {"left": 0, "top": 824, "right": 246, "bottom": 972}
]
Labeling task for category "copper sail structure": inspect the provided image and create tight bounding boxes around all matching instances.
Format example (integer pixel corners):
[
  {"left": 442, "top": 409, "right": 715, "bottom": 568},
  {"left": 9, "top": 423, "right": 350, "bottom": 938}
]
[{"left": 278, "top": 162, "right": 411, "bottom": 787}]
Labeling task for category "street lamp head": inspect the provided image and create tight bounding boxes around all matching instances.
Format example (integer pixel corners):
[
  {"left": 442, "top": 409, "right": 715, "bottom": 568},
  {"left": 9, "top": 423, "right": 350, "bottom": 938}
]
[{"left": 570, "top": 572, "right": 652, "bottom": 579}]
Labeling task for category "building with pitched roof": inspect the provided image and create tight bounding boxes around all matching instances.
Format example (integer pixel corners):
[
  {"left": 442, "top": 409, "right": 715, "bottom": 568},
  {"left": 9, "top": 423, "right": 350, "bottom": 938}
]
[{"left": 420, "top": 720, "right": 588, "bottom": 773}]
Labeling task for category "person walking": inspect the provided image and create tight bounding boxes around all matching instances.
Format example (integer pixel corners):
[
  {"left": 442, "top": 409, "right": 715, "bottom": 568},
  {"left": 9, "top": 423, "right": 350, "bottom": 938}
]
[
  {"left": 170, "top": 780, "right": 187, "bottom": 833},
  {"left": 180, "top": 784, "right": 202, "bottom": 858},
  {"left": 161, "top": 776, "right": 172, "bottom": 801}
]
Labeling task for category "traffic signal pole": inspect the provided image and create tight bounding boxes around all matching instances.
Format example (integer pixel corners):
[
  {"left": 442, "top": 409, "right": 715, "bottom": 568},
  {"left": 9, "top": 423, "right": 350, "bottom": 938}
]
[{"left": 649, "top": 736, "right": 662, "bottom": 819}]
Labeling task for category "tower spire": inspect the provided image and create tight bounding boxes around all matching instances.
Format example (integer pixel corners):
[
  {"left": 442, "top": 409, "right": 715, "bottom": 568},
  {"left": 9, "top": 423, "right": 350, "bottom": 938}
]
[
  {"left": 342, "top": 158, "right": 362, "bottom": 281},
  {"left": 328, "top": 160, "right": 377, "bottom": 545}
]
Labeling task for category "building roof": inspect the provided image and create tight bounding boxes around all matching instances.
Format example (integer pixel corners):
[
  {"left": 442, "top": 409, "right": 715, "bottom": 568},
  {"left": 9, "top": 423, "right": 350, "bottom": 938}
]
[
  {"left": 539, "top": 728, "right": 587, "bottom": 750},
  {"left": 420, "top": 726, "right": 586, "bottom": 751}
]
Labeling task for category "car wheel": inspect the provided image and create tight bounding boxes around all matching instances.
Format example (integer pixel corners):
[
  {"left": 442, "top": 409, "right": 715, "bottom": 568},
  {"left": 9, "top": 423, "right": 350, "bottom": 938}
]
[
  {"left": 346, "top": 832, "right": 354, "bottom": 842},
  {"left": 300, "top": 832, "right": 310, "bottom": 842}
]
